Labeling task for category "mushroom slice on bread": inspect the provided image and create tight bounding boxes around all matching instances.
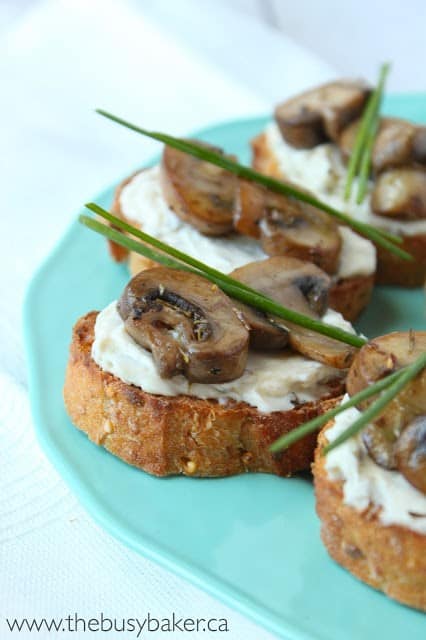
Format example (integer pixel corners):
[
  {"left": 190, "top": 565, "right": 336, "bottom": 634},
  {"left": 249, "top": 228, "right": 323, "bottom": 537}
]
[
  {"left": 313, "top": 330, "right": 426, "bottom": 611},
  {"left": 160, "top": 142, "right": 237, "bottom": 235},
  {"left": 234, "top": 180, "right": 342, "bottom": 274},
  {"left": 346, "top": 331, "right": 426, "bottom": 480},
  {"left": 229, "top": 256, "right": 330, "bottom": 350},
  {"left": 118, "top": 268, "right": 249, "bottom": 383},
  {"left": 371, "top": 167, "right": 426, "bottom": 220},
  {"left": 394, "top": 416, "right": 426, "bottom": 494},
  {"left": 339, "top": 117, "right": 426, "bottom": 175},
  {"left": 230, "top": 257, "right": 356, "bottom": 369},
  {"left": 275, "top": 80, "right": 371, "bottom": 149}
]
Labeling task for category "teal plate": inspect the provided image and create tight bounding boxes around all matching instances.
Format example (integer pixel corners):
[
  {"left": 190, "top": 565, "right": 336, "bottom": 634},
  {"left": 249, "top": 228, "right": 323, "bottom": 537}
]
[{"left": 24, "top": 95, "right": 425, "bottom": 640}]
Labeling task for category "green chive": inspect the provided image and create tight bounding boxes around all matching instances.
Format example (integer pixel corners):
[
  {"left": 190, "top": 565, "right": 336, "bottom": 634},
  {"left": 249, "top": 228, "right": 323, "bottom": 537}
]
[
  {"left": 80, "top": 209, "right": 366, "bottom": 348},
  {"left": 344, "top": 62, "right": 390, "bottom": 202},
  {"left": 269, "top": 367, "right": 404, "bottom": 453},
  {"left": 355, "top": 118, "right": 378, "bottom": 204},
  {"left": 95, "top": 107, "right": 412, "bottom": 262},
  {"left": 323, "top": 351, "right": 426, "bottom": 454}
]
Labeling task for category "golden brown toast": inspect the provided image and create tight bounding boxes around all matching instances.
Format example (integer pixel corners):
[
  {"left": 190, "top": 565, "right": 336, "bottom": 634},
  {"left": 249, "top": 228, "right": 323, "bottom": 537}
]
[
  {"left": 64, "top": 312, "right": 344, "bottom": 478},
  {"left": 313, "top": 422, "right": 426, "bottom": 611}
]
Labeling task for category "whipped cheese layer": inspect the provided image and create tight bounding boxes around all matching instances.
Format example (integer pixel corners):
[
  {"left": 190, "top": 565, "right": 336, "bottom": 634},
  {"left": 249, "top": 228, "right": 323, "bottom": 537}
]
[
  {"left": 120, "top": 165, "right": 375, "bottom": 279},
  {"left": 266, "top": 122, "right": 426, "bottom": 238},
  {"left": 325, "top": 396, "right": 426, "bottom": 535},
  {"left": 92, "top": 302, "right": 353, "bottom": 414}
]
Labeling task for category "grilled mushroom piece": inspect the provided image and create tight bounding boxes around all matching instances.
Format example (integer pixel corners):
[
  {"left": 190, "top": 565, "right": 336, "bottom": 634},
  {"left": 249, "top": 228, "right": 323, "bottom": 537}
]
[
  {"left": 339, "top": 117, "right": 426, "bottom": 175},
  {"left": 371, "top": 168, "right": 426, "bottom": 220},
  {"left": 394, "top": 416, "right": 426, "bottom": 494},
  {"left": 230, "top": 256, "right": 355, "bottom": 368},
  {"left": 234, "top": 180, "right": 341, "bottom": 274},
  {"left": 275, "top": 80, "right": 371, "bottom": 149},
  {"left": 160, "top": 141, "right": 237, "bottom": 236},
  {"left": 347, "top": 332, "right": 426, "bottom": 469},
  {"left": 118, "top": 268, "right": 249, "bottom": 383},
  {"left": 230, "top": 256, "right": 330, "bottom": 350}
]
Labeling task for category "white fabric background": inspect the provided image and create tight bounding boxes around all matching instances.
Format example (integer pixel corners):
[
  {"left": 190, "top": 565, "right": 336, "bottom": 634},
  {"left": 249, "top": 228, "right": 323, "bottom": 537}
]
[{"left": 0, "top": 1, "right": 422, "bottom": 639}]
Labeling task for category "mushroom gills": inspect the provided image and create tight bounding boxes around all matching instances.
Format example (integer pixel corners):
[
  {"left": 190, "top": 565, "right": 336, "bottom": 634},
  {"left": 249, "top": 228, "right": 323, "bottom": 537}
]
[
  {"left": 275, "top": 80, "right": 371, "bottom": 149},
  {"left": 234, "top": 180, "right": 342, "bottom": 275},
  {"left": 347, "top": 332, "right": 426, "bottom": 471},
  {"left": 160, "top": 141, "right": 237, "bottom": 236},
  {"left": 118, "top": 268, "right": 249, "bottom": 383},
  {"left": 230, "top": 256, "right": 355, "bottom": 368}
]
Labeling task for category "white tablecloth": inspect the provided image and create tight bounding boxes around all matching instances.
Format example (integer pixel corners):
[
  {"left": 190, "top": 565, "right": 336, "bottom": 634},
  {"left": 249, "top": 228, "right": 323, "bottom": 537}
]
[{"left": 0, "top": 2, "right": 339, "bottom": 638}]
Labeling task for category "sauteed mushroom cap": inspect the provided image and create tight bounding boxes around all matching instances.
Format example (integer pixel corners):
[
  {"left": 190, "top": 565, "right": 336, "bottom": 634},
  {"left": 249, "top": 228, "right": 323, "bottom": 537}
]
[
  {"left": 230, "top": 256, "right": 330, "bottom": 350},
  {"left": 347, "top": 332, "right": 426, "bottom": 474},
  {"left": 230, "top": 257, "right": 355, "bottom": 368},
  {"left": 118, "top": 268, "right": 249, "bottom": 383},
  {"left": 372, "top": 168, "right": 426, "bottom": 220},
  {"left": 275, "top": 80, "right": 371, "bottom": 149},
  {"left": 160, "top": 141, "right": 237, "bottom": 236},
  {"left": 339, "top": 117, "right": 426, "bottom": 175},
  {"left": 234, "top": 180, "right": 342, "bottom": 275}
]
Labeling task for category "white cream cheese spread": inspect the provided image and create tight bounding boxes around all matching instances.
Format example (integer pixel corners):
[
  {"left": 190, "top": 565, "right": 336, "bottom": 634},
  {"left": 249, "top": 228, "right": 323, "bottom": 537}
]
[
  {"left": 266, "top": 122, "right": 426, "bottom": 238},
  {"left": 325, "top": 396, "right": 426, "bottom": 535},
  {"left": 119, "top": 165, "right": 375, "bottom": 279},
  {"left": 91, "top": 302, "right": 353, "bottom": 414}
]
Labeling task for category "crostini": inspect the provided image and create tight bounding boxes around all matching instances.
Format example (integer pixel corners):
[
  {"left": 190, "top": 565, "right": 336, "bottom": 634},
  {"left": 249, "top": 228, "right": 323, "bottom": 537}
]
[
  {"left": 252, "top": 80, "right": 426, "bottom": 286},
  {"left": 313, "top": 331, "right": 426, "bottom": 610},
  {"left": 64, "top": 258, "right": 359, "bottom": 478},
  {"left": 108, "top": 140, "right": 376, "bottom": 321}
]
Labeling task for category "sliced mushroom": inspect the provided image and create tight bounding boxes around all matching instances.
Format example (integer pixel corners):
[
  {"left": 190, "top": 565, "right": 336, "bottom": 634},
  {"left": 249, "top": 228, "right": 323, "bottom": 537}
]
[
  {"left": 275, "top": 80, "right": 371, "bottom": 149},
  {"left": 118, "top": 268, "right": 249, "bottom": 383},
  {"left": 234, "top": 180, "right": 342, "bottom": 275},
  {"left": 394, "top": 416, "right": 426, "bottom": 494},
  {"left": 233, "top": 179, "right": 263, "bottom": 239},
  {"left": 230, "top": 256, "right": 355, "bottom": 368},
  {"left": 413, "top": 129, "right": 426, "bottom": 164},
  {"left": 160, "top": 141, "right": 237, "bottom": 236},
  {"left": 230, "top": 256, "right": 330, "bottom": 350},
  {"left": 371, "top": 168, "right": 426, "bottom": 220},
  {"left": 347, "top": 332, "right": 426, "bottom": 469},
  {"left": 339, "top": 117, "right": 426, "bottom": 176}
]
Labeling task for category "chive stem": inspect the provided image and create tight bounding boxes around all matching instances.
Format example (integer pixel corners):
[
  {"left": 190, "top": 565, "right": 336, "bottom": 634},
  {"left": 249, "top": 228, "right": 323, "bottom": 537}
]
[
  {"left": 269, "top": 367, "right": 403, "bottom": 453},
  {"left": 344, "top": 62, "right": 390, "bottom": 202},
  {"left": 323, "top": 352, "right": 426, "bottom": 454},
  {"left": 80, "top": 209, "right": 366, "bottom": 348},
  {"left": 356, "top": 117, "right": 379, "bottom": 204},
  {"left": 95, "top": 106, "right": 412, "bottom": 261}
]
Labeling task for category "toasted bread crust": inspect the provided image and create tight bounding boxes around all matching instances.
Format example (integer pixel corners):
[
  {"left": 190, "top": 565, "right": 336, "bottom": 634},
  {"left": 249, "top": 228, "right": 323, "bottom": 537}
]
[
  {"left": 112, "top": 169, "right": 374, "bottom": 321},
  {"left": 109, "top": 169, "right": 145, "bottom": 262},
  {"left": 313, "top": 423, "right": 426, "bottom": 611},
  {"left": 252, "top": 131, "right": 426, "bottom": 287},
  {"left": 64, "top": 312, "right": 344, "bottom": 478}
]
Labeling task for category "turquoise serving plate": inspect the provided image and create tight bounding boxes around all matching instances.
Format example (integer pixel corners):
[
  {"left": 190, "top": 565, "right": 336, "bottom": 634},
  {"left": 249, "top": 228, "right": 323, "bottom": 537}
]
[{"left": 24, "top": 95, "right": 426, "bottom": 640}]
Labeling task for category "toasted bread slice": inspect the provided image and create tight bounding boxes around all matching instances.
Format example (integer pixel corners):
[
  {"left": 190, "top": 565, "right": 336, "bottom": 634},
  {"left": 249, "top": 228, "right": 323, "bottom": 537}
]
[
  {"left": 313, "top": 422, "right": 426, "bottom": 611},
  {"left": 252, "top": 131, "right": 426, "bottom": 287},
  {"left": 64, "top": 312, "right": 344, "bottom": 478},
  {"left": 109, "top": 169, "right": 374, "bottom": 322}
]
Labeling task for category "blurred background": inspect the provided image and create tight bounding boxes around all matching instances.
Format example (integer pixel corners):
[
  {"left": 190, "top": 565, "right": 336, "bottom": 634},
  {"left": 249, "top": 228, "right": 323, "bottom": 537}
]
[
  {"left": 2, "top": 0, "right": 425, "bottom": 91},
  {"left": 1, "top": 2, "right": 424, "bottom": 639}
]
